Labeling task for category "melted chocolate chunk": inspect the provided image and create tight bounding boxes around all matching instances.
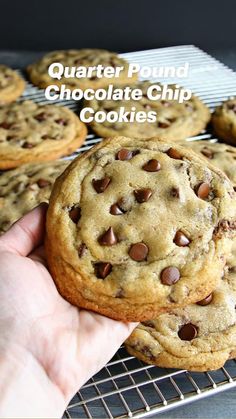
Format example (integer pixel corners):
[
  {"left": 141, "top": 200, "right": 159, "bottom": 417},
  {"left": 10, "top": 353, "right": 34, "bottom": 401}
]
[
  {"left": 69, "top": 206, "right": 81, "bottom": 223},
  {"left": 78, "top": 243, "right": 87, "bottom": 258}
]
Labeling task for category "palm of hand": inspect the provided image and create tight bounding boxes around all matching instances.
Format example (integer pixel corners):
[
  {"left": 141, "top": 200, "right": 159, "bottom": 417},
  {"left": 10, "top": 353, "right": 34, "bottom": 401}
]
[{"left": 0, "top": 205, "right": 135, "bottom": 413}]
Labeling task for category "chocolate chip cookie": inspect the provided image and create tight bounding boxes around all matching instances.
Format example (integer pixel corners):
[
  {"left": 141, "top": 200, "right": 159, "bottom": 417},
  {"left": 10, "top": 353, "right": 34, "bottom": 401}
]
[
  {"left": 0, "top": 100, "right": 87, "bottom": 169},
  {"left": 125, "top": 247, "right": 236, "bottom": 371},
  {"left": 0, "top": 65, "right": 25, "bottom": 104},
  {"left": 0, "top": 160, "right": 68, "bottom": 234},
  {"left": 84, "top": 81, "right": 210, "bottom": 141},
  {"left": 46, "top": 136, "right": 236, "bottom": 321},
  {"left": 212, "top": 99, "right": 236, "bottom": 145},
  {"left": 181, "top": 141, "right": 236, "bottom": 190},
  {"left": 27, "top": 49, "right": 137, "bottom": 90}
]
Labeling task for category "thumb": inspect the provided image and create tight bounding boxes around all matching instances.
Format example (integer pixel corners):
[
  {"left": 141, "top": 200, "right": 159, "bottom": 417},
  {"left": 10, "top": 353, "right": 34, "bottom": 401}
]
[{"left": 0, "top": 203, "right": 48, "bottom": 256}]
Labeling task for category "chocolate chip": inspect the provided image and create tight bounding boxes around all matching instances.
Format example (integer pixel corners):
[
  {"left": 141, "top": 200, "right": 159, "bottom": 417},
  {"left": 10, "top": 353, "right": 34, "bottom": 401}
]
[
  {"left": 161, "top": 100, "right": 171, "bottom": 107},
  {"left": 37, "top": 178, "right": 51, "bottom": 188},
  {"left": 143, "top": 320, "right": 155, "bottom": 328},
  {"left": 171, "top": 187, "right": 180, "bottom": 198},
  {"left": 78, "top": 243, "right": 86, "bottom": 258},
  {"left": 168, "top": 118, "right": 177, "bottom": 123},
  {"left": 197, "top": 293, "right": 213, "bottom": 306},
  {"left": 110, "top": 203, "right": 124, "bottom": 215},
  {"left": 92, "top": 177, "right": 111, "bottom": 193},
  {"left": 98, "top": 227, "right": 117, "bottom": 246},
  {"left": 95, "top": 262, "right": 112, "bottom": 279},
  {"left": 55, "top": 118, "right": 68, "bottom": 126},
  {"left": 196, "top": 182, "right": 210, "bottom": 199},
  {"left": 161, "top": 267, "right": 180, "bottom": 285},
  {"left": 213, "top": 219, "right": 236, "bottom": 238},
  {"left": 129, "top": 242, "right": 148, "bottom": 261},
  {"left": 0, "top": 122, "right": 11, "bottom": 129},
  {"left": 140, "top": 345, "right": 155, "bottom": 361},
  {"left": 158, "top": 121, "right": 170, "bottom": 128},
  {"left": 22, "top": 142, "right": 33, "bottom": 149},
  {"left": 178, "top": 323, "right": 198, "bottom": 341},
  {"left": 167, "top": 148, "right": 182, "bottom": 159},
  {"left": 143, "top": 104, "right": 152, "bottom": 110},
  {"left": 134, "top": 188, "right": 153, "bottom": 203},
  {"left": 142, "top": 159, "right": 161, "bottom": 172},
  {"left": 227, "top": 103, "right": 236, "bottom": 113},
  {"left": 174, "top": 230, "right": 190, "bottom": 247},
  {"left": 201, "top": 147, "right": 214, "bottom": 159},
  {"left": 34, "top": 112, "right": 47, "bottom": 122},
  {"left": 116, "top": 148, "right": 133, "bottom": 161},
  {"left": 229, "top": 266, "right": 236, "bottom": 274},
  {"left": 69, "top": 206, "right": 81, "bottom": 223},
  {"left": 185, "top": 103, "right": 194, "bottom": 111},
  {"left": 115, "top": 288, "right": 125, "bottom": 298}
]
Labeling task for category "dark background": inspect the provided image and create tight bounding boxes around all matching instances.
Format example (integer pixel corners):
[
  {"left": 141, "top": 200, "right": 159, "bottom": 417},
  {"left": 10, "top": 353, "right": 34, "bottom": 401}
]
[
  {"left": 1, "top": 0, "right": 236, "bottom": 70},
  {"left": 0, "top": 0, "right": 235, "bottom": 52}
]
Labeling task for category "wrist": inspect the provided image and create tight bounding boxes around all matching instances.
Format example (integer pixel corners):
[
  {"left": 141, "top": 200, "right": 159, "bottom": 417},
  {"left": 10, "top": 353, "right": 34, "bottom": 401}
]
[{"left": 0, "top": 344, "right": 66, "bottom": 419}]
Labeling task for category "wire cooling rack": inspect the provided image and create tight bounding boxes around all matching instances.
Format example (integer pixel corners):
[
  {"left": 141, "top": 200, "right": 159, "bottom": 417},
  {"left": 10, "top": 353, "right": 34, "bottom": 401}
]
[{"left": 18, "top": 45, "right": 236, "bottom": 418}]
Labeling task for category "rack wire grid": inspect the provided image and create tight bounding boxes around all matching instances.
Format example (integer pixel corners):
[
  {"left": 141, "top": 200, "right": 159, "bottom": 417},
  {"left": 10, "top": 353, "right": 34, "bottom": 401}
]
[{"left": 19, "top": 45, "right": 236, "bottom": 418}]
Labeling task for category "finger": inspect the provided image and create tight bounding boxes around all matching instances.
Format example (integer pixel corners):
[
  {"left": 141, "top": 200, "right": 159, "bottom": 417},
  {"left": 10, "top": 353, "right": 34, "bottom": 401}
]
[
  {"left": 0, "top": 203, "right": 48, "bottom": 257},
  {"left": 73, "top": 310, "right": 138, "bottom": 389}
]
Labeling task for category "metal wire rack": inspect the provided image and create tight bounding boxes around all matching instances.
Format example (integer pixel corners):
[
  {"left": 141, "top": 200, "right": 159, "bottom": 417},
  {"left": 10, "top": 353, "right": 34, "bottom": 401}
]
[{"left": 18, "top": 45, "right": 236, "bottom": 418}]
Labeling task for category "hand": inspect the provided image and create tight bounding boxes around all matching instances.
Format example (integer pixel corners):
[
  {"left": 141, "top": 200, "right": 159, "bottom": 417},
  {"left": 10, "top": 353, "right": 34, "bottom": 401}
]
[{"left": 0, "top": 204, "right": 137, "bottom": 419}]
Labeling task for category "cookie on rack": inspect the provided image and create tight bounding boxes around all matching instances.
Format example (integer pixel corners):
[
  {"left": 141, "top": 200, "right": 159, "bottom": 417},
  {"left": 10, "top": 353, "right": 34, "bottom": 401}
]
[
  {"left": 125, "top": 246, "right": 236, "bottom": 372},
  {"left": 181, "top": 140, "right": 236, "bottom": 190},
  {"left": 46, "top": 136, "right": 236, "bottom": 321},
  {"left": 0, "top": 160, "right": 68, "bottom": 234},
  {"left": 0, "top": 65, "right": 25, "bottom": 104},
  {"left": 212, "top": 99, "right": 236, "bottom": 145},
  {"left": 27, "top": 49, "right": 137, "bottom": 90},
  {"left": 0, "top": 100, "right": 87, "bottom": 169},
  {"left": 84, "top": 81, "right": 210, "bottom": 141}
]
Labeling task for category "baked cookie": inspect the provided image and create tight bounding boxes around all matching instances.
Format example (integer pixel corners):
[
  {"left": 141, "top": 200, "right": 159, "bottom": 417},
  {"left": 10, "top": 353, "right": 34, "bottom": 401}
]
[
  {"left": 181, "top": 141, "right": 236, "bottom": 190},
  {"left": 0, "top": 160, "right": 68, "bottom": 234},
  {"left": 27, "top": 49, "right": 137, "bottom": 90},
  {"left": 0, "top": 100, "right": 87, "bottom": 169},
  {"left": 46, "top": 136, "right": 236, "bottom": 321},
  {"left": 212, "top": 99, "right": 236, "bottom": 145},
  {"left": 84, "top": 81, "right": 210, "bottom": 141},
  {"left": 125, "top": 248, "right": 236, "bottom": 372},
  {"left": 0, "top": 65, "right": 25, "bottom": 104}
]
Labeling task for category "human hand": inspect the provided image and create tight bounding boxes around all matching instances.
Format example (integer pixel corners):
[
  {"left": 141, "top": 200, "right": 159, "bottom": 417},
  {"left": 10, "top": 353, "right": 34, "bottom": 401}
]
[{"left": 0, "top": 204, "right": 137, "bottom": 419}]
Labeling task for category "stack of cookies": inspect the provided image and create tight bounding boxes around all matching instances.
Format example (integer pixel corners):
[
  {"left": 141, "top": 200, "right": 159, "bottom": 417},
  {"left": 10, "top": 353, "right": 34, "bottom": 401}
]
[
  {"left": 2, "top": 49, "right": 236, "bottom": 374},
  {"left": 45, "top": 136, "right": 236, "bottom": 372}
]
